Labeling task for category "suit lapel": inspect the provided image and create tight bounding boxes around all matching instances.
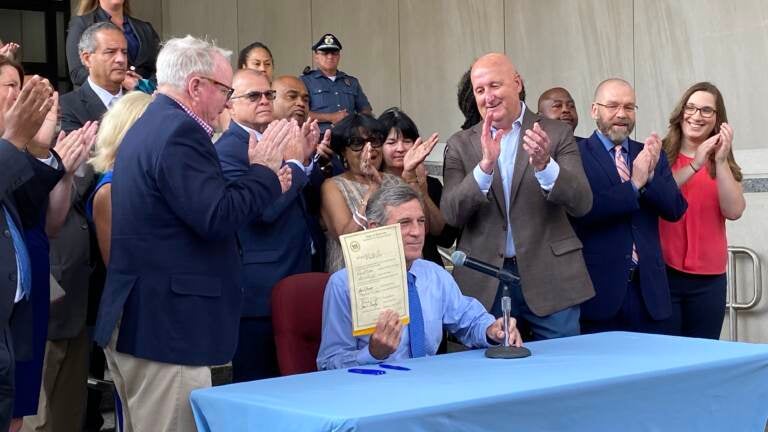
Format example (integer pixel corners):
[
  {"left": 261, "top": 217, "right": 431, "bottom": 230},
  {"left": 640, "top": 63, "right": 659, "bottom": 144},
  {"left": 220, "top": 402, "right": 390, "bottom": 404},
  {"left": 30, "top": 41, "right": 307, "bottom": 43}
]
[
  {"left": 80, "top": 82, "right": 108, "bottom": 121},
  {"left": 468, "top": 124, "right": 506, "bottom": 217},
  {"left": 507, "top": 109, "right": 536, "bottom": 205},
  {"left": 585, "top": 131, "right": 622, "bottom": 185}
]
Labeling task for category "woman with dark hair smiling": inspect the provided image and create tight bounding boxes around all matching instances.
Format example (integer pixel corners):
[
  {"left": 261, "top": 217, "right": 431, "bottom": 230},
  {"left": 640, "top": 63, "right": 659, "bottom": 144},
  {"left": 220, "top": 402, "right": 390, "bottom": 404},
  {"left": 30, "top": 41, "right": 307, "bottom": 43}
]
[
  {"left": 378, "top": 108, "right": 459, "bottom": 266},
  {"left": 320, "top": 113, "right": 403, "bottom": 272},
  {"left": 659, "top": 82, "right": 745, "bottom": 339}
]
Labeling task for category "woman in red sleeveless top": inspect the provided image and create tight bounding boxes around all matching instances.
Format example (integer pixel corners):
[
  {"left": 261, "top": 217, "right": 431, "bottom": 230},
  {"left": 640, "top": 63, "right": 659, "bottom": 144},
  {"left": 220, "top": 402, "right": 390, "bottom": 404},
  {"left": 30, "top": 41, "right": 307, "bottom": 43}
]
[{"left": 659, "top": 82, "right": 745, "bottom": 339}]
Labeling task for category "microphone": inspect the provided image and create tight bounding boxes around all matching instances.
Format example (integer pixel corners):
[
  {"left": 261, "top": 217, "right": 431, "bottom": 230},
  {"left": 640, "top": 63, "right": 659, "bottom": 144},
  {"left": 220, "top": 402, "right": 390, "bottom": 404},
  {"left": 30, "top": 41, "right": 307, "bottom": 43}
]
[
  {"left": 450, "top": 251, "right": 519, "bottom": 284},
  {"left": 451, "top": 250, "right": 531, "bottom": 359}
]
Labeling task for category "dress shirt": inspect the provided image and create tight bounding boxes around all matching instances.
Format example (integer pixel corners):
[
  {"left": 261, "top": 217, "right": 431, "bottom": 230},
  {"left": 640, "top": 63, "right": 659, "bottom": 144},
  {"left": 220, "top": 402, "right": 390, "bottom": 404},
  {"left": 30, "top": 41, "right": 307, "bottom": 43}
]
[
  {"left": 317, "top": 259, "right": 495, "bottom": 370},
  {"left": 472, "top": 102, "right": 560, "bottom": 256},
  {"left": 8, "top": 153, "right": 58, "bottom": 302},
  {"left": 87, "top": 77, "right": 122, "bottom": 109},
  {"left": 595, "top": 130, "right": 639, "bottom": 195}
]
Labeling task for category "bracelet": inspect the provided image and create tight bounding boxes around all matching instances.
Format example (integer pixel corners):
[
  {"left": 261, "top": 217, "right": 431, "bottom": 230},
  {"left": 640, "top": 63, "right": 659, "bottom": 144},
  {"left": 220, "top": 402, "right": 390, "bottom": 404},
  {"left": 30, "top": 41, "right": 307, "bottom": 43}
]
[{"left": 689, "top": 161, "right": 700, "bottom": 173}]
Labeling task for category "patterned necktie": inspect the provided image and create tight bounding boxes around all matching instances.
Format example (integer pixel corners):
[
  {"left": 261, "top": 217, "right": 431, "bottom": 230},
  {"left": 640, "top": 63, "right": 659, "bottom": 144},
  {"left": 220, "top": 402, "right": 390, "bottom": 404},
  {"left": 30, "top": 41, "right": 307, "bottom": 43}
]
[
  {"left": 613, "top": 144, "right": 639, "bottom": 264},
  {"left": 3, "top": 206, "right": 31, "bottom": 299},
  {"left": 407, "top": 272, "right": 426, "bottom": 358}
]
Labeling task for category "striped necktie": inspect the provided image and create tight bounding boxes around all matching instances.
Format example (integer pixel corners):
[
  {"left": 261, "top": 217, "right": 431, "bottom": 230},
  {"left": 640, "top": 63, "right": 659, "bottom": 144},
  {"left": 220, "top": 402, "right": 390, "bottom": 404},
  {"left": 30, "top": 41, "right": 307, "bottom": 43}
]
[
  {"left": 407, "top": 272, "right": 426, "bottom": 358},
  {"left": 3, "top": 206, "right": 31, "bottom": 299},
  {"left": 614, "top": 144, "right": 639, "bottom": 264}
]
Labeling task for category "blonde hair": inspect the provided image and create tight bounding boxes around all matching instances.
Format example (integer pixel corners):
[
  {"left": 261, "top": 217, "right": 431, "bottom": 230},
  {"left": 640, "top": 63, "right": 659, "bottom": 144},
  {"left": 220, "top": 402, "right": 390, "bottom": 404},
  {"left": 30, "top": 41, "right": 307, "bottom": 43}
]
[
  {"left": 89, "top": 91, "right": 151, "bottom": 172},
  {"left": 77, "top": 0, "right": 132, "bottom": 16}
]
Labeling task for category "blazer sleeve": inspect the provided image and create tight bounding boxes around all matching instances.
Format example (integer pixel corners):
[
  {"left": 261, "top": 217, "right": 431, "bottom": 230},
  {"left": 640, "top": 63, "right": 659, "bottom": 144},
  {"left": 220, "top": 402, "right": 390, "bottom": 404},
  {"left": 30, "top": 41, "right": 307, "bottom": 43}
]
[
  {"left": 134, "top": 18, "right": 160, "bottom": 81},
  {"left": 59, "top": 92, "right": 84, "bottom": 133},
  {"left": 572, "top": 179, "right": 641, "bottom": 227},
  {"left": 547, "top": 132, "right": 593, "bottom": 217},
  {"left": 640, "top": 153, "right": 687, "bottom": 222},
  {"left": 66, "top": 15, "right": 91, "bottom": 86},
  {"left": 0, "top": 140, "right": 33, "bottom": 198},
  {"left": 440, "top": 133, "right": 491, "bottom": 228},
  {"left": 156, "top": 120, "right": 282, "bottom": 240},
  {"left": 258, "top": 163, "right": 309, "bottom": 223},
  {"left": 13, "top": 151, "right": 65, "bottom": 227}
]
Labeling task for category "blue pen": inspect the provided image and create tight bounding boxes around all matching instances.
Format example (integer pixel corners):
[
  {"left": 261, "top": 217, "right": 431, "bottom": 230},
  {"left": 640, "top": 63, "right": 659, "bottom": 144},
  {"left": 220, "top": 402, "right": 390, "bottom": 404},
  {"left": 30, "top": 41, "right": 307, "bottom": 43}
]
[
  {"left": 378, "top": 363, "right": 410, "bottom": 371},
  {"left": 348, "top": 368, "right": 386, "bottom": 375}
]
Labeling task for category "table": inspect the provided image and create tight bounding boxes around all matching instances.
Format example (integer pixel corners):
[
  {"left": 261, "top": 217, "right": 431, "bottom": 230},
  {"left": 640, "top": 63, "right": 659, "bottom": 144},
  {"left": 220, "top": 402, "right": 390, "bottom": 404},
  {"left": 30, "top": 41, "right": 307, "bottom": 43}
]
[{"left": 191, "top": 332, "right": 768, "bottom": 431}]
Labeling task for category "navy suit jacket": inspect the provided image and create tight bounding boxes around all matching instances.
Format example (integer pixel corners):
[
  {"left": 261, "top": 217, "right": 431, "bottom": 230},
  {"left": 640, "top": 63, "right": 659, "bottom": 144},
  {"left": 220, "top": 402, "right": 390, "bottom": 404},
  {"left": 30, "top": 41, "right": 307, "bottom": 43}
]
[
  {"left": 0, "top": 140, "right": 63, "bottom": 360},
  {"left": 93, "top": 95, "right": 281, "bottom": 366},
  {"left": 571, "top": 132, "right": 687, "bottom": 321},
  {"left": 216, "top": 122, "right": 320, "bottom": 317}
]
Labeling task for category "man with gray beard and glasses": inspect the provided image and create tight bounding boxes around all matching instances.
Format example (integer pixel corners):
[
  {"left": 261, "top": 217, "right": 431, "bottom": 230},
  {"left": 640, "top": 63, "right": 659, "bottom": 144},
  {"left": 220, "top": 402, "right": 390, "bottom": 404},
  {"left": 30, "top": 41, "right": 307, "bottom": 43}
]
[{"left": 570, "top": 78, "right": 686, "bottom": 335}]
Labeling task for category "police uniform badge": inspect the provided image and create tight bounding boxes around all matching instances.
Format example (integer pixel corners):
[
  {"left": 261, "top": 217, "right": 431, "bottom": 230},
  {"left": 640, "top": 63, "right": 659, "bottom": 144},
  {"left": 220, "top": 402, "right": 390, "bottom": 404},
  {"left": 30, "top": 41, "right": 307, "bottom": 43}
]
[
  {"left": 324, "top": 35, "right": 334, "bottom": 45},
  {"left": 345, "top": 78, "right": 351, "bottom": 86}
]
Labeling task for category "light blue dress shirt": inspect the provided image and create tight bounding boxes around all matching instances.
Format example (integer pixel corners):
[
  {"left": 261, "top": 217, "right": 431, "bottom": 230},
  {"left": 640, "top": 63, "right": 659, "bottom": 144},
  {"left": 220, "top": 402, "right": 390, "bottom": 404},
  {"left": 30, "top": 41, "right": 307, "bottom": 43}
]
[
  {"left": 472, "top": 102, "right": 560, "bottom": 257},
  {"left": 317, "top": 259, "right": 496, "bottom": 370}
]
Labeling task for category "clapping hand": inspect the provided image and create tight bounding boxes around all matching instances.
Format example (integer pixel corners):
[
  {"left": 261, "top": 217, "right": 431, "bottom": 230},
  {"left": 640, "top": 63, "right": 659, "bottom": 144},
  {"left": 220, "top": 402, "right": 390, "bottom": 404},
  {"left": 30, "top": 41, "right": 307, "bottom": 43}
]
[
  {"left": 522, "top": 122, "right": 551, "bottom": 171},
  {"left": 55, "top": 121, "right": 98, "bottom": 175}
]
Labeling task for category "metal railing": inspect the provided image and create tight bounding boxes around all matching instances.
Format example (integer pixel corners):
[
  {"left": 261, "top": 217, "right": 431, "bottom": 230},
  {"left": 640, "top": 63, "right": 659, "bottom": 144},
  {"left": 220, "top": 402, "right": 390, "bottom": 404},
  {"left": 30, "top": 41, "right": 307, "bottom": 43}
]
[{"left": 726, "top": 246, "right": 762, "bottom": 341}]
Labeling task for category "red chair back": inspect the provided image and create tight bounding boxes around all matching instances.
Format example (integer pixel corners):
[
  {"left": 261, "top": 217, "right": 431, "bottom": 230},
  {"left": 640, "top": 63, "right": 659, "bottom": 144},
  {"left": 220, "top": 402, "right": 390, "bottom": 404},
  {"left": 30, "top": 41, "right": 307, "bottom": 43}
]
[{"left": 271, "top": 272, "right": 330, "bottom": 376}]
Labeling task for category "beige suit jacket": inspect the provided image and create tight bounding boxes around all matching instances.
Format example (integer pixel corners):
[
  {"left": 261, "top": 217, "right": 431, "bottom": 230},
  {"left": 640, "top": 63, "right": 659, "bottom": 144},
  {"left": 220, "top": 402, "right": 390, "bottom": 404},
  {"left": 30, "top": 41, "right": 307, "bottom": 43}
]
[{"left": 441, "top": 109, "right": 594, "bottom": 316}]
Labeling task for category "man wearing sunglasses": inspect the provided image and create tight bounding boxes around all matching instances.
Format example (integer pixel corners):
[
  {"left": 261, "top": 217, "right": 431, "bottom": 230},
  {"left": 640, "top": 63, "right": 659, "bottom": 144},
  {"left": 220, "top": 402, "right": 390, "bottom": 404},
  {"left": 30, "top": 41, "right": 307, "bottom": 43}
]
[
  {"left": 570, "top": 78, "right": 687, "bottom": 335},
  {"left": 217, "top": 68, "right": 325, "bottom": 382}
]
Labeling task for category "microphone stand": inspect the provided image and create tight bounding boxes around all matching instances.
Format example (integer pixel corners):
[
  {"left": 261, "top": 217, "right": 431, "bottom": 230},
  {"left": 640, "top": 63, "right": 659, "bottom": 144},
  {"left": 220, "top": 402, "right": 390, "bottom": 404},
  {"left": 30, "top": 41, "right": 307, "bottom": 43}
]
[{"left": 485, "top": 271, "right": 531, "bottom": 359}]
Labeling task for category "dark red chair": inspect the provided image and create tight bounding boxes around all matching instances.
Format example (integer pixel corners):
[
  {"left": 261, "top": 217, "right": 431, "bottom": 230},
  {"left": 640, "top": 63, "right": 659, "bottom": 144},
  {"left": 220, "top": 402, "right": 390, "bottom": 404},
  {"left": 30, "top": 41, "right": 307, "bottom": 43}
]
[{"left": 271, "top": 272, "right": 330, "bottom": 376}]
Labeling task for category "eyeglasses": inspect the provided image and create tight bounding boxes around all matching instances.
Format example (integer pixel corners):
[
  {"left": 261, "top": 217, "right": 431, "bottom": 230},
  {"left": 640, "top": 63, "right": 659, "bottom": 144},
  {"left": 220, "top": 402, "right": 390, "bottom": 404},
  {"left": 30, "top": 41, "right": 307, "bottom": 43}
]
[
  {"left": 684, "top": 104, "right": 716, "bottom": 118},
  {"left": 230, "top": 90, "right": 277, "bottom": 103},
  {"left": 594, "top": 102, "right": 638, "bottom": 114},
  {"left": 198, "top": 76, "right": 235, "bottom": 100},
  {"left": 348, "top": 136, "right": 383, "bottom": 151}
]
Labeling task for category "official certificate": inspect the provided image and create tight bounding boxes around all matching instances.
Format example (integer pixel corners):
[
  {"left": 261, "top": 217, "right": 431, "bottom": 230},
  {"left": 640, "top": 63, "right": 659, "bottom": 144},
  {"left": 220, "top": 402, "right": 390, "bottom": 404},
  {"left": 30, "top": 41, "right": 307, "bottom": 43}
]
[{"left": 340, "top": 224, "right": 409, "bottom": 336}]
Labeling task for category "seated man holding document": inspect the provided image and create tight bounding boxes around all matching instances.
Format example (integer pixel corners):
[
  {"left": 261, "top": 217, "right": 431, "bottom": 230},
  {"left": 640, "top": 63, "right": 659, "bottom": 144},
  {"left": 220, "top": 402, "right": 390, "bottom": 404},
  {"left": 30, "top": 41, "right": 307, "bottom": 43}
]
[{"left": 317, "top": 184, "right": 523, "bottom": 370}]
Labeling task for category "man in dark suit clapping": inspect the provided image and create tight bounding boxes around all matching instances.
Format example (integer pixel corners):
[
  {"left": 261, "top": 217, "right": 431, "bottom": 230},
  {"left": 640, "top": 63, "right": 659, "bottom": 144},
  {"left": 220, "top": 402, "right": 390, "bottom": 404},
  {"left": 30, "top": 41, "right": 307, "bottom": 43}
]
[{"left": 93, "top": 35, "right": 290, "bottom": 432}]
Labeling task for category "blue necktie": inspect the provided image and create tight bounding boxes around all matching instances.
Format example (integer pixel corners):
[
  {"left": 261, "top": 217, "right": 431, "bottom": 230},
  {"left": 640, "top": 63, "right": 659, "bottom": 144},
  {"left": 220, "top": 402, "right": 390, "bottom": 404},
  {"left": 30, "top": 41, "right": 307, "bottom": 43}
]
[
  {"left": 407, "top": 272, "right": 426, "bottom": 358},
  {"left": 3, "top": 206, "right": 31, "bottom": 300}
]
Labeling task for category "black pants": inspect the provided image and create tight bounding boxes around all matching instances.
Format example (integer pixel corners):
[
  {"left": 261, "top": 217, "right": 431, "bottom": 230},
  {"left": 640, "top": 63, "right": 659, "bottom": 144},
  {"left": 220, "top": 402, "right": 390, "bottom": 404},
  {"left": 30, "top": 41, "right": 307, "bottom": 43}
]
[
  {"left": 0, "top": 326, "right": 15, "bottom": 432},
  {"left": 232, "top": 317, "right": 280, "bottom": 382},
  {"left": 665, "top": 266, "right": 727, "bottom": 339}
]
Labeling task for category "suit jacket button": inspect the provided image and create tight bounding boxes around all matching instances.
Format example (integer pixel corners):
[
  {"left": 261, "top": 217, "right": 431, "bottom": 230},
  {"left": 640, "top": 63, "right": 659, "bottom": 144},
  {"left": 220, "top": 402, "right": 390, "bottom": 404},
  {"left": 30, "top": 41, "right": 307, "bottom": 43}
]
[
  {"left": 3, "top": 230, "right": 10, "bottom": 238},
  {"left": 80, "top": 223, "right": 88, "bottom": 230}
]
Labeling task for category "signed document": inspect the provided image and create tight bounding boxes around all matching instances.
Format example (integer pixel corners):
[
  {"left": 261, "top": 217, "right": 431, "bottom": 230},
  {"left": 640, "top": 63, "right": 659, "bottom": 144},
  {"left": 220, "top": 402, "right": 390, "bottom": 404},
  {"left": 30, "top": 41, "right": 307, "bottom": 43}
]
[{"left": 340, "top": 224, "right": 409, "bottom": 336}]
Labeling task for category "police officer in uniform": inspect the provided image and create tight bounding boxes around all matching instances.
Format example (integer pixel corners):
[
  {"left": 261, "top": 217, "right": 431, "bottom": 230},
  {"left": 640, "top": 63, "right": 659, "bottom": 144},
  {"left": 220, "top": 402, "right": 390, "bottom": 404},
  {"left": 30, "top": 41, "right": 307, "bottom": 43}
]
[{"left": 301, "top": 33, "right": 372, "bottom": 133}]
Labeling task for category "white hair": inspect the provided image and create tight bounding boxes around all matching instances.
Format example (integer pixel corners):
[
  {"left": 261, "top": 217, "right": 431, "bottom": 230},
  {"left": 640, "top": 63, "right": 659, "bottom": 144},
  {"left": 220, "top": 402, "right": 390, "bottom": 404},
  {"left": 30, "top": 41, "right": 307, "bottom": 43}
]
[{"left": 155, "top": 35, "right": 232, "bottom": 90}]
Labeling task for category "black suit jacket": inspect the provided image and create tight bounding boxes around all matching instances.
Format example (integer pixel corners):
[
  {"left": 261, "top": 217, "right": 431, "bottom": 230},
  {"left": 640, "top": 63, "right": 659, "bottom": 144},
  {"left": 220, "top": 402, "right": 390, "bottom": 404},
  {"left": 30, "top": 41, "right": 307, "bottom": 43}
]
[
  {"left": 0, "top": 140, "right": 64, "bottom": 360},
  {"left": 59, "top": 80, "right": 108, "bottom": 133},
  {"left": 66, "top": 8, "right": 160, "bottom": 86}
]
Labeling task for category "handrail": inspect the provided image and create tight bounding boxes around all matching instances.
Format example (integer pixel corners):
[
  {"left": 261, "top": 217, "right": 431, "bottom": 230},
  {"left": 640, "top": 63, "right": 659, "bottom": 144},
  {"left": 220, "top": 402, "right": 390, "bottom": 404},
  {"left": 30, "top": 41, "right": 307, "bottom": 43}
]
[{"left": 726, "top": 246, "right": 762, "bottom": 341}]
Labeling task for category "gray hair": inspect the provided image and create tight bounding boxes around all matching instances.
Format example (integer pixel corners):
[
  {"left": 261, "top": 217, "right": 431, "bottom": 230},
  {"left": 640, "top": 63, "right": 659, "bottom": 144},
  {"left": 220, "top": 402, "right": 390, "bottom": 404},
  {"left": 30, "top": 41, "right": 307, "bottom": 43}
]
[
  {"left": 78, "top": 22, "right": 123, "bottom": 54},
  {"left": 365, "top": 184, "right": 423, "bottom": 226},
  {"left": 156, "top": 35, "right": 232, "bottom": 90}
]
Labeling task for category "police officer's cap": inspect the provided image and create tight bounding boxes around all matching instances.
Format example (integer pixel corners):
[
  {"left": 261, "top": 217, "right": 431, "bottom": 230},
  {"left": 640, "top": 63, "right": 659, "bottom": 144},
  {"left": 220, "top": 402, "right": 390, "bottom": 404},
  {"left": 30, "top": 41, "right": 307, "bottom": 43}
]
[{"left": 312, "top": 33, "right": 342, "bottom": 52}]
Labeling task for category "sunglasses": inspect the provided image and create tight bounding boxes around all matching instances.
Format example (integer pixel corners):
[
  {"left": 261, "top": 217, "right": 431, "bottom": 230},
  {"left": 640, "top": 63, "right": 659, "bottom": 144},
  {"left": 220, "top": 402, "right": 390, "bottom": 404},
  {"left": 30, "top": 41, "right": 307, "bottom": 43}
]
[
  {"left": 348, "top": 136, "right": 383, "bottom": 151},
  {"left": 230, "top": 90, "right": 277, "bottom": 103}
]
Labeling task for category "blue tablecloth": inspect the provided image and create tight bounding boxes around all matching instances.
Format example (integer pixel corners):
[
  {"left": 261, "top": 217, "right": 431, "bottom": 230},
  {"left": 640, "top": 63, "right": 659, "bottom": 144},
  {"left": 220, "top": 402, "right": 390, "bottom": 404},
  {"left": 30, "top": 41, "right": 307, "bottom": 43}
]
[{"left": 191, "top": 332, "right": 768, "bottom": 431}]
